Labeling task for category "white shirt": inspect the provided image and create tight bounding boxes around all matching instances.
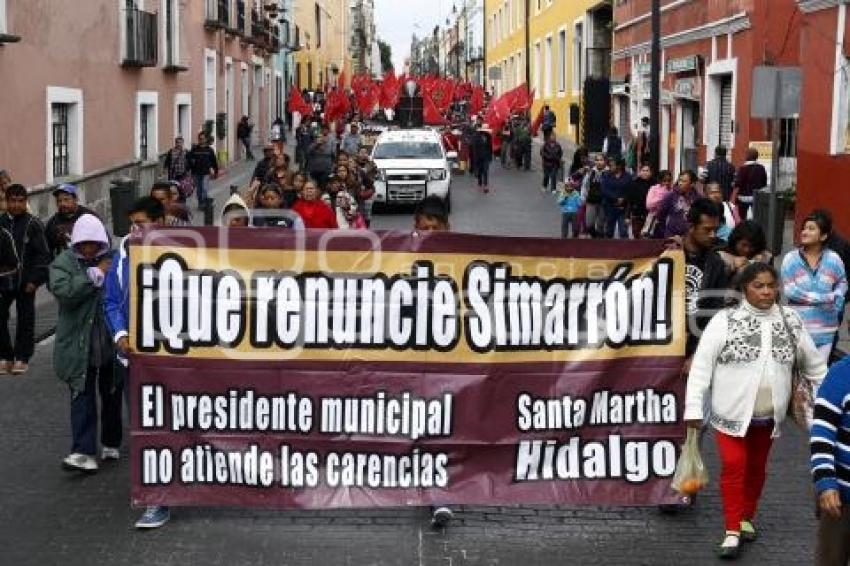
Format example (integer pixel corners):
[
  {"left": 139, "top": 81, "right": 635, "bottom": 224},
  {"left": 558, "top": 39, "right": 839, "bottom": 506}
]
[{"left": 684, "top": 301, "right": 826, "bottom": 437}]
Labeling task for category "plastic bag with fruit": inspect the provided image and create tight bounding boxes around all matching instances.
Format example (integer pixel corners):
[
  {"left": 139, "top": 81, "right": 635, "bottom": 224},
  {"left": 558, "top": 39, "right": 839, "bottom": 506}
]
[{"left": 670, "top": 427, "right": 709, "bottom": 496}]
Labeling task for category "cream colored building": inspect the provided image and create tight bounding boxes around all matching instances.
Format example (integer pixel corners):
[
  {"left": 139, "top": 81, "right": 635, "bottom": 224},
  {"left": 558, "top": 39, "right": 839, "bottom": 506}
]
[
  {"left": 485, "top": 0, "right": 612, "bottom": 145},
  {"left": 293, "top": 0, "right": 353, "bottom": 90}
]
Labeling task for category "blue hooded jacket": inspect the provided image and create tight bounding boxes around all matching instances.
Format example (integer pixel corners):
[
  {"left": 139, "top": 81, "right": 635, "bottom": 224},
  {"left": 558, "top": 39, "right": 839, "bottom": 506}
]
[{"left": 103, "top": 235, "right": 131, "bottom": 366}]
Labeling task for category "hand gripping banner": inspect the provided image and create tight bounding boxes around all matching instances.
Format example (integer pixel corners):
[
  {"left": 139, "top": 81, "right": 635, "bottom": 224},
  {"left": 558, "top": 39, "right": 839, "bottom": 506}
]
[{"left": 129, "top": 228, "right": 686, "bottom": 508}]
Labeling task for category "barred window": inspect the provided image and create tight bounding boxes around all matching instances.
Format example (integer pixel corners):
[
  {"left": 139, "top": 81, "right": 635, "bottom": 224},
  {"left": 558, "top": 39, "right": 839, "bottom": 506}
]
[{"left": 52, "top": 103, "right": 69, "bottom": 178}]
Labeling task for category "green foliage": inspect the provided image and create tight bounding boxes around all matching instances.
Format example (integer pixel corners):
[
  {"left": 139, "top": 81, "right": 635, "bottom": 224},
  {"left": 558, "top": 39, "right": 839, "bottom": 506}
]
[{"left": 378, "top": 39, "right": 393, "bottom": 74}]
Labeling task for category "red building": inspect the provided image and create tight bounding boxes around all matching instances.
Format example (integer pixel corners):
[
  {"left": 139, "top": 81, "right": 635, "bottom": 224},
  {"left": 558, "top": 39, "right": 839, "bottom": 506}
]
[
  {"left": 612, "top": 0, "right": 801, "bottom": 178},
  {"left": 797, "top": 0, "right": 850, "bottom": 235}
]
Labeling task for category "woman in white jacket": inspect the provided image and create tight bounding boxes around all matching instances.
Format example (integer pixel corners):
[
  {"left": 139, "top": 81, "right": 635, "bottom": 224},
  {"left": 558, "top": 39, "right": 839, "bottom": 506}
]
[{"left": 684, "top": 262, "right": 826, "bottom": 559}]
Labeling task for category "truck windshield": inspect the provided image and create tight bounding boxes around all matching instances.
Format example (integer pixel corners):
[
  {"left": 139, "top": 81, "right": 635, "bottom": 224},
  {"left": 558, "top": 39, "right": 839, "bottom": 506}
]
[{"left": 373, "top": 141, "right": 443, "bottom": 160}]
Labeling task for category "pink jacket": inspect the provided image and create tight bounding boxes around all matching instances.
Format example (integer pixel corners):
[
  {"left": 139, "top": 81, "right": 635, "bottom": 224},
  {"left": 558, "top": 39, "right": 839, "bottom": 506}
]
[{"left": 646, "top": 184, "right": 672, "bottom": 213}]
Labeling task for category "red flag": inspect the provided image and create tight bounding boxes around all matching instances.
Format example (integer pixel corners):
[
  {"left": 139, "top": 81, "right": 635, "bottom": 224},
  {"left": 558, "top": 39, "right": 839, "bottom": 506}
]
[
  {"left": 512, "top": 84, "right": 532, "bottom": 113},
  {"left": 336, "top": 71, "right": 347, "bottom": 91},
  {"left": 324, "top": 89, "right": 351, "bottom": 124},
  {"left": 380, "top": 71, "right": 401, "bottom": 109},
  {"left": 355, "top": 81, "right": 379, "bottom": 116},
  {"left": 429, "top": 79, "right": 451, "bottom": 113},
  {"left": 484, "top": 94, "right": 511, "bottom": 131},
  {"left": 423, "top": 92, "right": 449, "bottom": 125},
  {"left": 469, "top": 86, "right": 485, "bottom": 116},
  {"left": 530, "top": 105, "right": 546, "bottom": 137},
  {"left": 287, "top": 86, "right": 312, "bottom": 116}
]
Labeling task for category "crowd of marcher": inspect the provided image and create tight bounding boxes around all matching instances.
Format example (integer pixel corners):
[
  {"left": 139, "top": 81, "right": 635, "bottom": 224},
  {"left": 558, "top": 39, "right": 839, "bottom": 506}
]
[
  {"left": 1, "top": 88, "right": 849, "bottom": 563},
  {"left": 564, "top": 134, "right": 850, "bottom": 561}
]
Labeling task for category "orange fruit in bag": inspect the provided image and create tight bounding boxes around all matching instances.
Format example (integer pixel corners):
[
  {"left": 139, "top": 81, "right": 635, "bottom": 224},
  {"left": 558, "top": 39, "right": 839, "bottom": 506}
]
[{"left": 679, "top": 478, "right": 704, "bottom": 495}]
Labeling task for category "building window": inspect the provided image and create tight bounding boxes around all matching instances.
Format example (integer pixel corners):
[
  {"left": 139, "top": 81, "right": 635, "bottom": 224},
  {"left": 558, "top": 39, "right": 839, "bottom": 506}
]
[
  {"left": 315, "top": 3, "right": 321, "bottom": 48},
  {"left": 162, "top": 0, "right": 182, "bottom": 68},
  {"left": 51, "top": 104, "right": 70, "bottom": 179},
  {"left": 46, "top": 86, "right": 83, "bottom": 183},
  {"left": 836, "top": 59, "right": 850, "bottom": 153},
  {"left": 558, "top": 29, "right": 566, "bottom": 93},
  {"left": 140, "top": 105, "right": 151, "bottom": 160},
  {"left": 544, "top": 36, "right": 552, "bottom": 97},
  {"left": 175, "top": 93, "right": 191, "bottom": 140},
  {"left": 136, "top": 91, "right": 158, "bottom": 161},
  {"left": 572, "top": 21, "right": 583, "bottom": 93},
  {"left": 534, "top": 41, "right": 541, "bottom": 95},
  {"left": 0, "top": 0, "right": 7, "bottom": 34}
]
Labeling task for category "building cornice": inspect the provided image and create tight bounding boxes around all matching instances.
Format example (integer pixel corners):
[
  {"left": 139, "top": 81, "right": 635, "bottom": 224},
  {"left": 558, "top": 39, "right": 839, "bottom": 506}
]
[
  {"left": 614, "top": 0, "right": 693, "bottom": 32},
  {"left": 798, "top": 0, "right": 847, "bottom": 14},
  {"left": 613, "top": 12, "right": 751, "bottom": 60}
]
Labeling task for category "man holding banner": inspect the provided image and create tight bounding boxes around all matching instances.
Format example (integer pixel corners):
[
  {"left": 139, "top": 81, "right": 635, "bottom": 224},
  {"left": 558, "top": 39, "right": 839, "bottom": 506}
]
[{"left": 104, "top": 197, "right": 171, "bottom": 529}]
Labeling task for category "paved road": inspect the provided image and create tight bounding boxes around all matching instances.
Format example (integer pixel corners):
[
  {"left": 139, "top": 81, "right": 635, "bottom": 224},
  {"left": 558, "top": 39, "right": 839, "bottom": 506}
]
[{"left": 0, "top": 161, "right": 824, "bottom": 565}]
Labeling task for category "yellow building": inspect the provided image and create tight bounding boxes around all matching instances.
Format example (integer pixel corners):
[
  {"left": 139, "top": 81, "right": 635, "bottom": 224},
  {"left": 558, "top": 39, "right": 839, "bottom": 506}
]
[
  {"left": 484, "top": 0, "right": 612, "bottom": 144},
  {"left": 293, "top": 0, "right": 353, "bottom": 91}
]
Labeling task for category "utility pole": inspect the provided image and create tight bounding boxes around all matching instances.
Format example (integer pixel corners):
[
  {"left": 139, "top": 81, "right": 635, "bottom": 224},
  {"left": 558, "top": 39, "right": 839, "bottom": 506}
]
[{"left": 649, "top": 0, "right": 661, "bottom": 174}]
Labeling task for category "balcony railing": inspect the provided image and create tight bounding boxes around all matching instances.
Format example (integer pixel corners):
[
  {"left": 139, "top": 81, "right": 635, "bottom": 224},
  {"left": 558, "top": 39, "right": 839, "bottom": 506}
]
[
  {"left": 204, "top": 0, "right": 230, "bottom": 29},
  {"left": 122, "top": 7, "right": 157, "bottom": 67},
  {"left": 250, "top": 9, "right": 264, "bottom": 45}
]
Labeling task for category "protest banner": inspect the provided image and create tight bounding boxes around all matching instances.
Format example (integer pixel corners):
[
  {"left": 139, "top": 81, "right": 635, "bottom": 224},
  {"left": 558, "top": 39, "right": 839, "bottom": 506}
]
[{"left": 129, "top": 229, "right": 686, "bottom": 508}]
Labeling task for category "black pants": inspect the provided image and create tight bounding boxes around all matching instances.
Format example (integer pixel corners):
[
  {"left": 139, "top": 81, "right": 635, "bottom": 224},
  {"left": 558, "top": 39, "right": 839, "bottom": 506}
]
[
  {"left": 70, "top": 363, "right": 123, "bottom": 456},
  {"left": 0, "top": 289, "right": 35, "bottom": 362},
  {"left": 514, "top": 145, "right": 531, "bottom": 170},
  {"left": 240, "top": 137, "right": 254, "bottom": 160},
  {"left": 475, "top": 161, "right": 490, "bottom": 186}
]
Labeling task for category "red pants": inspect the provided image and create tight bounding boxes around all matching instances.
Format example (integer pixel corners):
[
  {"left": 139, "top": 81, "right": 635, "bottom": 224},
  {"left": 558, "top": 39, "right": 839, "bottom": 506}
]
[{"left": 715, "top": 423, "right": 774, "bottom": 531}]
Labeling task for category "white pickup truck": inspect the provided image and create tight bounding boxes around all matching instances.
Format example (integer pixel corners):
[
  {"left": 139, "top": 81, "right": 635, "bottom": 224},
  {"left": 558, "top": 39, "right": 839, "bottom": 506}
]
[{"left": 370, "top": 129, "right": 456, "bottom": 212}]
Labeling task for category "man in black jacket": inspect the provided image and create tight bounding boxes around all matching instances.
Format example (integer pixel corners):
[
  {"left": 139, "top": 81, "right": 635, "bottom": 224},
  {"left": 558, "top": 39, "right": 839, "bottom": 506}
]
[
  {"left": 705, "top": 146, "right": 736, "bottom": 201},
  {"left": 187, "top": 132, "right": 219, "bottom": 209},
  {"left": 44, "top": 184, "right": 97, "bottom": 258},
  {"left": 0, "top": 184, "right": 51, "bottom": 374}
]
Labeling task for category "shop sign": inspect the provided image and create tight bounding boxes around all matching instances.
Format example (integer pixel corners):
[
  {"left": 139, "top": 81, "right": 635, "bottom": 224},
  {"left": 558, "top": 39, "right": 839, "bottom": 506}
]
[
  {"left": 674, "top": 78, "right": 701, "bottom": 100},
  {"left": 666, "top": 55, "right": 699, "bottom": 74}
]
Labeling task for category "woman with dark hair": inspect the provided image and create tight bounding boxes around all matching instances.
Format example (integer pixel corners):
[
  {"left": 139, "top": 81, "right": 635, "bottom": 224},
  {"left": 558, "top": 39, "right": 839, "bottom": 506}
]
[
  {"left": 685, "top": 262, "right": 827, "bottom": 559},
  {"left": 569, "top": 147, "right": 589, "bottom": 177},
  {"left": 781, "top": 210, "right": 848, "bottom": 361},
  {"left": 719, "top": 221, "right": 773, "bottom": 277}
]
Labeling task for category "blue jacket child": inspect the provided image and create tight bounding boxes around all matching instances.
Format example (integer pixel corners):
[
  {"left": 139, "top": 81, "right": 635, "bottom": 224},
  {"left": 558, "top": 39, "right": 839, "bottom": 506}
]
[{"left": 558, "top": 187, "right": 583, "bottom": 214}]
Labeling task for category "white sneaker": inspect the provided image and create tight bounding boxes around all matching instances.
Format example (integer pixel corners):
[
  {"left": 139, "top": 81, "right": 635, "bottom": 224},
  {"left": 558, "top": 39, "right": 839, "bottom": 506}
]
[
  {"left": 62, "top": 453, "right": 98, "bottom": 473},
  {"left": 101, "top": 447, "right": 120, "bottom": 461},
  {"left": 431, "top": 506, "right": 454, "bottom": 528}
]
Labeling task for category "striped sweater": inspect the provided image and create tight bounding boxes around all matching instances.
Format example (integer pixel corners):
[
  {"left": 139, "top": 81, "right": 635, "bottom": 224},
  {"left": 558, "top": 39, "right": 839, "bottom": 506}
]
[
  {"left": 781, "top": 249, "right": 847, "bottom": 348},
  {"left": 811, "top": 356, "right": 850, "bottom": 503}
]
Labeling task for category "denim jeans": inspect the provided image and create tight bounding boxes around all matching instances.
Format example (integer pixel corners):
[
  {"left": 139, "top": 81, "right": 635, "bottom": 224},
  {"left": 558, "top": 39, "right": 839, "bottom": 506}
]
[
  {"left": 542, "top": 166, "right": 559, "bottom": 192},
  {"left": 70, "top": 362, "right": 123, "bottom": 456},
  {"left": 193, "top": 173, "right": 208, "bottom": 207},
  {"left": 605, "top": 207, "right": 628, "bottom": 239},
  {"left": 561, "top": 212, "right": 578, "bottom": 238}
]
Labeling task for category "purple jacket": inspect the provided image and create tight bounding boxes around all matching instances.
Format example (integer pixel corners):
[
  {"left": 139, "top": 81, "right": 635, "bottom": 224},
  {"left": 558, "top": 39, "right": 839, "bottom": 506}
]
[{"left": 656, "top": 188, "right": 699, "bottom": 238}]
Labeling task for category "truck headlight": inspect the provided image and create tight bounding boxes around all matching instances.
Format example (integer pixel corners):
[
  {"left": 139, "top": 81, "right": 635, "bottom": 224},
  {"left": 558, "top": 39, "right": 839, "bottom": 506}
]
[
  {"left": 377, "top": 169, "right": 387, "bottom": 182},
  {"left": 429, "top": 169, "right": 447, "bottom": 181}
]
